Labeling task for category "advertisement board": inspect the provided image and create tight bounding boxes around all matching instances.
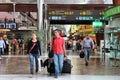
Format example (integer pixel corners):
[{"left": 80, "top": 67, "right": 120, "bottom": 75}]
[{"left": 0, "top": 22, "right": 16, "bottom": 30}]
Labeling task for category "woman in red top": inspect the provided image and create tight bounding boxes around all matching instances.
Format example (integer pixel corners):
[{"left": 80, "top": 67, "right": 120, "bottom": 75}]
[
  {"left": 13, "top": 39, "right": 18, "bottom": 53},
  {"left": 52, "top": 29, "right": 66, "bottom": 78}
]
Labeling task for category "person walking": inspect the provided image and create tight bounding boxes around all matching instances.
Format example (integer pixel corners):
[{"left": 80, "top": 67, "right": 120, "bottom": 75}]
[
  {"left": 13, "top": 39, "right": 18, "bottom": 54},
  {"left": 4, "top": 38, "right": 9, "bottom": 55},
  {"left": 82, "top": 35, "right": 94, "bottom": 66},
  {"left": 52, "top": 29, "right": 67, "bottom": 78},
  {"left": 27, "top": 33, "right": 41, "bottom": 76},
  {"left": 0, "top": 36, "right": 6, "bottom": 59}
]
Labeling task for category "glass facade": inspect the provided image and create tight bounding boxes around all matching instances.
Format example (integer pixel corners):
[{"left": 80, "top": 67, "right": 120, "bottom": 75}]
[{"left": 106, "top": 27, "right": 120, "bottom": 59}]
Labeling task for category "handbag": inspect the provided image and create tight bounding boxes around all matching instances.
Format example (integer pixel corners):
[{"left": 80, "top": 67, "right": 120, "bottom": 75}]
[
  {"left": 38, "top": 58, "right": 44, "bottom": 71},
  {"left": 48, "top": 50, "right": 54, "bottom": 58},
  {"left": 38, "top": 58, "right": 42, "bottom": 71},
  {"left": 79, "top": 51, "right": 85, "bottom": 58}
]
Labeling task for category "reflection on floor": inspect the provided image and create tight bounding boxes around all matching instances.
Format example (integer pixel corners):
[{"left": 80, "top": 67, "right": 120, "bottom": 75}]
[
  {"left": 0, "top": 55, "right": 120, "bottom": 75},
  {"left": 0, "top": 50, "right": 120, "bottom": 80},
  {"left": 0, "top": 75, "right": 120, "bottom": 80}
]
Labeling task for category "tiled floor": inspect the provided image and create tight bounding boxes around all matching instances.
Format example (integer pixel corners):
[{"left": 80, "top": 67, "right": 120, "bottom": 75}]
[
  {"left": 0, "top": 74, "right": 120, "bottom": 80},
  {"left": 0, "top": 50, "right": 120, "bottom": 80}
]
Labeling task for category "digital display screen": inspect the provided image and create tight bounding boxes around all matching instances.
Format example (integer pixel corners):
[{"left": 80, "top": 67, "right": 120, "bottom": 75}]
[{"left": 47, "top": 10, "right": 104, "bottom": 20}]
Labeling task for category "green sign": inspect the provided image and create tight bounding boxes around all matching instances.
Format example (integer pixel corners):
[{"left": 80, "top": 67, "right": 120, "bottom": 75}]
[
  {"left": 92, "top": 20, "right": 103, "bottom": 28},
  {"left": 104, "top": 6, "right": 120, "bottom": 18}
]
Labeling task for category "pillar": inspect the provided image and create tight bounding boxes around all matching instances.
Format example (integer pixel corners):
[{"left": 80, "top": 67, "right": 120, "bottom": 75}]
[
  {"left": 44, "top": 4, "right": 48, "bottom": 55},
  {"left": 37, "top": 0, "right": 44, "bottom": 55},
  {"left": 13, "top": 2, "right": 16, "bottom": 22}
]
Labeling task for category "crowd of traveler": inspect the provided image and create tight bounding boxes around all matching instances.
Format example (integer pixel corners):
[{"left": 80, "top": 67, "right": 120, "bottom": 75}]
[
  {"left": 0, "top": 29, "right": 96, "bottom": 79},
  {"left": 0, "top": 36, "right": 25, "bottom": 56}
]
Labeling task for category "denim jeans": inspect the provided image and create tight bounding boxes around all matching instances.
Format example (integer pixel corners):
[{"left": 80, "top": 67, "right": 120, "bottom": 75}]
[
  {"left": 53, "top": 53, "right": 64, "bottom": 76},
  {"left": 84, "top": 47, "right": 91, "bottom": 63},
  {"left": 13, "top": 44, "right": 16, "bottom": 52},
  {"left": 0, "top": 48, "right": 4, "bottom": 56},
  {"left": 29, "top": 52, "right": 40, "bottom": 74}
]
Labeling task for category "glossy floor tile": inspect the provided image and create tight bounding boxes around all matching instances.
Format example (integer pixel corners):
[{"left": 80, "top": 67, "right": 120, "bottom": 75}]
[
  {"left": 0, "top": 50, "right": 120, "bottom": 80},
  {"left": 0, "top": 55, "right": 120, "bottom": 75},
  {"left": 0, "top": 75, "right": 120, "bottom": 80}
]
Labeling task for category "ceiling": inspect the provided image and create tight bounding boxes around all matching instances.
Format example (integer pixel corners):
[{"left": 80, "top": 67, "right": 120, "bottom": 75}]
[
  {"left": 0, "top": 3, "right": 37, "bottom": 12},
  {"left": 4, "top": 0, "right": 36, "bottom": 3},
  {"left": 0, "top": 3, "right": 113, "bottom": 12},
  {"left": 0, "top": 0, "right": 116, "bottom": 12},
  {"left": 47, "top": 4, "right": 112, "bottom": 10},
  {"left": 11, "top": 0, "right": 36, "bottom": 2}
]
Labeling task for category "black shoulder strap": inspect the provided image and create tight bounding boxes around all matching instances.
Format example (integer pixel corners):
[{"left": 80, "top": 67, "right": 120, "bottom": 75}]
[
  {"left": 4, "top": 40, "right": 7, "bottom": 45},
  {"left": 29, "top": 43, "right": 36, "bottom": 53}
]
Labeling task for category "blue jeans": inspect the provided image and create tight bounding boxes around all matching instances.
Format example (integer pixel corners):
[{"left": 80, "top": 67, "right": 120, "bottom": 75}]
[
  {"left": 84, "top": 48, "right": 91, "bottom": 63},
  {"left": 29, "top": 52, "right": 40, "bottom": 74},
  {"left": 0, "top": 48, "right": 4, "bottom": 56},
  {"left": 53, "top": 53, "right": 64, "bottom": 76},
  {"left": 13, "top": 44, "right": 16, "bottom": 52}
]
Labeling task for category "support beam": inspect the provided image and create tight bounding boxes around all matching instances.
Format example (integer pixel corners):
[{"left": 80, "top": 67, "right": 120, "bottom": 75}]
[{"left": 37, "top": 0, "right": 44, "bottom": 55}]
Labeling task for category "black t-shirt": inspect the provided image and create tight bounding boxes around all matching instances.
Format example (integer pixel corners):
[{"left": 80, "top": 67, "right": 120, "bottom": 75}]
[{"left": 27, "top": 40, "right": 41, "bottom": 55}]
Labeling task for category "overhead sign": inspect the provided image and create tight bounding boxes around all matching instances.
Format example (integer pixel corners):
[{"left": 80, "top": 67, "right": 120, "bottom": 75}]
[
  {"left": 47, "top": 10, "right": 104, "bottom": 21},
  {"left": 104, "top": 6, "right": 120, "bottom": 18},
  {"left": 48, "top": 10, "right": 104, "bottom": 16},
  {"left": 92, "top": 20, "right": 103, "bottom": 28}
]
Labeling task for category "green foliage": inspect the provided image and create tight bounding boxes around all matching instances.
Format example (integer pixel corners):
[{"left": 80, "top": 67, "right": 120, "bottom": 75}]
[
  {"left": 36, "top": 31, "right": 43, "bottom": 41},
  {"left": 23, "top": 30, "right": 43, "bottom": 43}
]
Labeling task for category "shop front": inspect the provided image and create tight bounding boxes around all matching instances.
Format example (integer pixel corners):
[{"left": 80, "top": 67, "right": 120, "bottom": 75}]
[{"left": 104, "top": 6, "right": 120, "bottom": 59}]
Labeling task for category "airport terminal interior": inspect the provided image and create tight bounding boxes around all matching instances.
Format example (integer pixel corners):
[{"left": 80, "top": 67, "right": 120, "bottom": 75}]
[{"left": 0, "top": 0, "right": 120, "bottom": 80}]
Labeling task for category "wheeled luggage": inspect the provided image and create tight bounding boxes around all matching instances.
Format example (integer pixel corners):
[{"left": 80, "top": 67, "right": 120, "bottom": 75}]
[
  {"left": 44, "top": 58, "right": 72, "bottom": 74},
  {"left": 62, "top": 59, "right": 72, "bottom": 73}
]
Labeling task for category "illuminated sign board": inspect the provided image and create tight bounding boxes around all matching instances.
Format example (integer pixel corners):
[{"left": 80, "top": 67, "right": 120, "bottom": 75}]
[
  {"left": 47, "top": 10, "right": 104, "bottom": 21},
  {"left": 104, "top": 6, "right": 120, "bottom": 18},
  {"left": 92, "top": 20, "right": 103, "bottom": 28}
]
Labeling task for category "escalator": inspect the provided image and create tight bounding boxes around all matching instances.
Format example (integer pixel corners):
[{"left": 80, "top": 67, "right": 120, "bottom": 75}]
[{"left": 20, "top": 12, "right": 37, "bottom": 24}]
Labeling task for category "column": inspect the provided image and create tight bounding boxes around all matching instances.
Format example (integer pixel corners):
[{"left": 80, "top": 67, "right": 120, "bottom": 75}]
[
  {"left": 37, "top": 0, "right": 44, "bottom": 55},
  {"left": 44, "top": 4, "right": 48, "bottom": 56},
  {"left": 13, "top": 2, "right": 16, "bottom": 22},
  {"left": 37, "top": 0, "right": 44, "bottom": 31}
]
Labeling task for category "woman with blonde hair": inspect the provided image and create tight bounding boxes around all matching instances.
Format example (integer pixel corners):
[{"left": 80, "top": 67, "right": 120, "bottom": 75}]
[{"left": 27, "top": 33, "right": 41, "bottom": 76}]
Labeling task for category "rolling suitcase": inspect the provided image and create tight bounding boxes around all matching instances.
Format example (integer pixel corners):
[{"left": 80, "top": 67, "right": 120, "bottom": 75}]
[
  {"left": 62, "top": 59, "right": 72, "bottom": 74},
  {"left": 44, "top": 58, "right": 72, "bottom": 75}
]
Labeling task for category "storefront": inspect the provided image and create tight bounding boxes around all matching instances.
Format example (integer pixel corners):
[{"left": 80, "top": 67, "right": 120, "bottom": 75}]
[{"left": 104, "top": 6, "right": 120, "bottom": 59}]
